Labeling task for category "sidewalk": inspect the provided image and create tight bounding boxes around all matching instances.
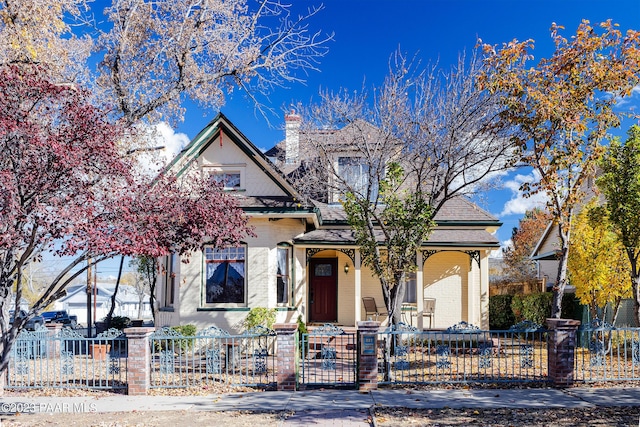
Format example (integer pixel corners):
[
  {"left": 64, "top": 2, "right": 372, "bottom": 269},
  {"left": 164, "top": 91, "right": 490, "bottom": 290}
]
[{"left": 2, "top": 387, "right": 640, "bottom": 425}]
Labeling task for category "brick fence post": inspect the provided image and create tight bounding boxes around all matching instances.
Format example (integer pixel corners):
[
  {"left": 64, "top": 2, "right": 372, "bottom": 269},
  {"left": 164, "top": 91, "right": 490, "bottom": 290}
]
[
  {"left": 546, "top": 318, "right": 581, "bottom": 387},
  {"left": 357, "top": 320, "right": 380, "bottom": 392},
  {"left": 274, "top": 323, "right": 298, "bottom": 391},
  {"left": 124, "top": 327, "right": 154, "bottom": 395},
  {"left": 45, "top": 323, "right": 62, "bottom": 356}
]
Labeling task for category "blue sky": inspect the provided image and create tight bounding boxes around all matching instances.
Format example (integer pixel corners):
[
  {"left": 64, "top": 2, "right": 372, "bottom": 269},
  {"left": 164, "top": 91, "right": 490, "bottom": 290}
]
[{"left": 169, "top": 0, "right": 640, "bottom": 255}]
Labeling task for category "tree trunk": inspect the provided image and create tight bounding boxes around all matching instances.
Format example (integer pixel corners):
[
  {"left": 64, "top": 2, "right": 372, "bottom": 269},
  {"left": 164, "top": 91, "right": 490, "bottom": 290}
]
[
  {"left": 631, "top": 260, "right": 640, "bottom": 327},
  {"left": 106, "top": 256, "right": 125, "bottom": 326},
  {"left": 551, "top": 222, "right": 572, "bottom": 318}
]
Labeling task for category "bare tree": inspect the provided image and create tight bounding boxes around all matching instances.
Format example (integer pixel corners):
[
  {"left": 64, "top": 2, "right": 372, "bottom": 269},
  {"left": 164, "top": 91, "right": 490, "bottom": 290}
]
[{"left": 288, "top": 51, "right": 518, "bottom": 324}]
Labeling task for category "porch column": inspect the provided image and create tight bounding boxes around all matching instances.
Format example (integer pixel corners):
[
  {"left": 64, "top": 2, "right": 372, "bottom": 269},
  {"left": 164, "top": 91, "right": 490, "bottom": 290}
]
[
  {"left": 468, "top": 253, "right": 478, "bottom": 327},
  {"left": 416, "top": 250, "right": 424, "bottom": 330},
  {"left": 479, "top": 251, "right": 490, "bottom": 329},
  {"left": 354, "top": 249, "right": 362, "bottom": 322}
]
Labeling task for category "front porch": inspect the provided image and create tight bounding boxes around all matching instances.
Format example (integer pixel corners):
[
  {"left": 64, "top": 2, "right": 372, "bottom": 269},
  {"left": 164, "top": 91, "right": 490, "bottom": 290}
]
[{"left": 302, "top": 246, "right": 490, "bottom": 329}]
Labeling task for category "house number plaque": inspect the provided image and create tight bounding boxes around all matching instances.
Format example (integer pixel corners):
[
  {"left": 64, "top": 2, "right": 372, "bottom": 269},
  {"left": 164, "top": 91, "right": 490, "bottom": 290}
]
[{"left": 361, "top": 335, "right": 375, "bottom": 355}]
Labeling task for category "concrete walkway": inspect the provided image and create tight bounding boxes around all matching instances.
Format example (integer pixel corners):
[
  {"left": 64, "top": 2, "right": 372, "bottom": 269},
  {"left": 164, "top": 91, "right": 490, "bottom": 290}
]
[{"left": 2, "top": 387, "right": 640, "bottom": 426}]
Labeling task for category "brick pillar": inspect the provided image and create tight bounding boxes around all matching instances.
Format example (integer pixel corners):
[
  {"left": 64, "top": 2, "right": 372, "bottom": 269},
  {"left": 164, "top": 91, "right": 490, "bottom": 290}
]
[
  {"left": 357, "top": 320, "right": 380, "bottom": 392},
  {"left": 546, "top": 318, "right": 581, "bottom": 387},
  {"left": 45, "top": 323, "right": 62, "bottom": 356},
  {"left": 124, "top": 327, "right": 154, "bottom": 395},
  {"left": 274, "top": 323, "right": 298, "bottom": 391}
]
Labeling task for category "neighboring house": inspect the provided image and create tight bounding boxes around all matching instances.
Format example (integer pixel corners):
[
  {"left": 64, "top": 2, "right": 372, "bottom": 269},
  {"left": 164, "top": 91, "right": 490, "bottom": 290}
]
[
  {"left": 54, "top": 283, "right": 152, "bottom": 324},
  {"left": 155, "top": 113, "right": 501, "bottom": 331},
  {"left": 530, "top": 175, "right": 599, "bottom": 289}
]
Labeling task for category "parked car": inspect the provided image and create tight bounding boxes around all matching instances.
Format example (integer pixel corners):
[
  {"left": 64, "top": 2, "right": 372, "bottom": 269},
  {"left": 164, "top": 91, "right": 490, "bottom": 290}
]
[
  {"left": 40, "top": 310, "right": 77, "bottom": 328},
  {"left": 9, "top": 310, "right": 45, "bottom": 331}
]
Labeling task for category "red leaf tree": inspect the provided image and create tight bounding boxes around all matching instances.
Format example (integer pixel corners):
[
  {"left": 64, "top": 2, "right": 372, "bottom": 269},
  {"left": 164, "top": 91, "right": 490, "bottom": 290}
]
[{"left": 0, "top": 64, "right": 251, "bottom": 374}]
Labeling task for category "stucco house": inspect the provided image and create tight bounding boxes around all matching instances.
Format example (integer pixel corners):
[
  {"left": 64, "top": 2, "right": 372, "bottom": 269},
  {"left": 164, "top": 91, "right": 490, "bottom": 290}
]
[{"left": 155, "top": 113, "right": 501, "bottom": 332}]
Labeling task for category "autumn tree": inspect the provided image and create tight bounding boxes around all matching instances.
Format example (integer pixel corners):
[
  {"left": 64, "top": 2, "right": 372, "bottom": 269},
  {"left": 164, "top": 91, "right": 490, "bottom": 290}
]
[
  {"left": 0, "top": 64, "right": 251, "bottom": 375},
  {"left": 568, "top": 200, "right": 631, "bottom": 323},
  {"left": 479, "top": 20, "right": 640, "bottom": 318},
  {"left": 502, "top": 209, "right": 551, "bottom": 283},
  {"left": 293, "top": 52, "right": 517, "bottom": 324},
  {"left": 598, "top": 125, "right": 640, "bottom": 325}
]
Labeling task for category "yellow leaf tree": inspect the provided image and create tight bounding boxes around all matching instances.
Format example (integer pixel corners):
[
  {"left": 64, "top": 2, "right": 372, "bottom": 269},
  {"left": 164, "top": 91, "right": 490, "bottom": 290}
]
[{"left": 568, "top": 200, "right": 631, "bottom": 323}]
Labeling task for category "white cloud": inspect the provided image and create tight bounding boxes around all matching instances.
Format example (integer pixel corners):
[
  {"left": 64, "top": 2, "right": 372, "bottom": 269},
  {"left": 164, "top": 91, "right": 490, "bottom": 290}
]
[
  {"left": 499, "top": 170, "right": 548, "bottom": 216},
  {"left": 612, "top": 84, "right": 640, "bottom": 107},
  {"left": 133, "top": 122, "right": 190, "bottom": 174}
]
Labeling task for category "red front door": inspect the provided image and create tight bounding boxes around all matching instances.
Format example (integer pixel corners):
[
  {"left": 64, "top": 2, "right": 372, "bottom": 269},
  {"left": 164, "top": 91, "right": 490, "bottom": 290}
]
[{"left": 309, "top": 258, "right": 338, "bottom": 323}]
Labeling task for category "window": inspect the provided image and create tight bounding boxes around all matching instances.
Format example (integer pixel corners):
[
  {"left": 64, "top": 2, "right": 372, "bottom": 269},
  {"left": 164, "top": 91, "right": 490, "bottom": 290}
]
[
  {"left": 277, "top": 245, "right": 291, "bottom": 305},
  {"left": 162, "top": 254, "right": 176, "bottom": 307},
  {"left": 204, "top": 246, "right": 246, "bottom": 304},
  {"left": 210, "top": 171, "right": 241, "bottom": 190},
  {"left": 403, "top": 272, "right": 417, "bottom": 304},
  {"left": 337, "top": 157, "right": 378, "bottom": 201}
]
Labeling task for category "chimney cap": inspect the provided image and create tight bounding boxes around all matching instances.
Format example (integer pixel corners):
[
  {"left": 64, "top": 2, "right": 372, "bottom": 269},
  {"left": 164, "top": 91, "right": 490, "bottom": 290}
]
[{"left": 285, "top": 110, "right": 301, "bottom": 121}]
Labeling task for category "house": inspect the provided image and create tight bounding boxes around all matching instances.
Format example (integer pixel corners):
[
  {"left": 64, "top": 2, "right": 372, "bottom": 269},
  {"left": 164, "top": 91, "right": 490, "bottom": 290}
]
[
  {"left": 54, "top": 283, "right": 152, "bottom": 324},
  {"left": 155, "top": 113, "right": 501, "bottom": 331}
]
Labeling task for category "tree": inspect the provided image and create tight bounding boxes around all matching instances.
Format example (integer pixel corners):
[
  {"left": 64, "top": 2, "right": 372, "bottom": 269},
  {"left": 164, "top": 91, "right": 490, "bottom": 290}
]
[
  {"left": 479, "top": 20, "right": 640, "bottom": 318},
  {"left": 130, "top": 256, "right": 157, "bottom": 320},
  {"left": 0, "top": 64, "right": 251, "bottom": 375},
  {"left": 0, "top": 0, "right": 331, "bottom": 126},
  {"left": 568, "top": 200, "right": 631, "bottom": 323},
  {"left": 293, "top": 52, "right": 517, "bottom": 324},
  {"left": 502, "top": 209, "right": 551, "bottom": 283},
  {"left": 598, "top": 125, "right": 640, "bottom": 325}
]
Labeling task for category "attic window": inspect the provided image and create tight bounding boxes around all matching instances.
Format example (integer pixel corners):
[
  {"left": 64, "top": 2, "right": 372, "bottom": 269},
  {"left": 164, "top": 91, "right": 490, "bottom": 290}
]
[{"left": 208, "top": 168, "right": 243, "bottom": 190}]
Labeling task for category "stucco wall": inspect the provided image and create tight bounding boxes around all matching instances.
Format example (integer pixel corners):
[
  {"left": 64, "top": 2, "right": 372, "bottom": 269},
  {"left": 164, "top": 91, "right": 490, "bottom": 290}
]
[{"left": 423, "top": 251, "right": 469, "bottom": 329}]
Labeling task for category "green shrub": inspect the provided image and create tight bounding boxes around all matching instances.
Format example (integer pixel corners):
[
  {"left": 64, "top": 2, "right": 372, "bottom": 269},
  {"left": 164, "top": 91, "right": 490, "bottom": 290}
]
[
  {"left": 512, "top": 292, "right": 553, "bottom": 325},
  {"left": 243, "top": 307, "right": 276, "bottom": 331},
  {"left": 489, "top": 295, "right": 515, "bottom": 330},
  {"left": 155, "top": 324, "right": 197, "bottom": 353},
  {"left": 105, "top": 316, "right": 130, "bottom": 330},
  {"left": 296, "top": 315, "right": 308, "bottom": 353}
]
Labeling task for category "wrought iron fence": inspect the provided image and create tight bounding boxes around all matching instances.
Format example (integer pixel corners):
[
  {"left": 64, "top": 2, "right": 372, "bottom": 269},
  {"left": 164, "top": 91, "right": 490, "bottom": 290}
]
[
  {"left": 7, "top": 326, "right": 127, "bottom": 390},
  {"left": 575, "top": 319, "right": 640, "bottom": 382},
  {"left": 377, "top": 321, "right": 549, "bottom": 385},
  {"left": 149, "top": 325, "right": 276, "bottom": 389},
  {"left": 299, "top": 324, "right": 357, "bottom": 389}
]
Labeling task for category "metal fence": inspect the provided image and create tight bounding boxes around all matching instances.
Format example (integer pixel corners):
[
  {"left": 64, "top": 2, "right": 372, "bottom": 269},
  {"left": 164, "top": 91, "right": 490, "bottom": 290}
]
[
  {"left": 575, "top": 319, "right": 640, "bottom": 382},
  {"left": 377, "top": 321, "right": 549, "bottom": 385},
  {"left": 149, "top": 325, "right": 277, "bottom": 389},
  {"left": 299, "top": 324, "right": 357, "bottom": 389},
  {"left": 7, "top": 326, "right": 127, "bottom": 390}
]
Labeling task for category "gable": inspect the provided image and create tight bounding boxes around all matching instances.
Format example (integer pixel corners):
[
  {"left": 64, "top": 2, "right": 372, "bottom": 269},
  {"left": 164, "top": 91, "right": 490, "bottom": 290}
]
[{"left": 168, "top": 113, "right": 299, "bottom": 199}]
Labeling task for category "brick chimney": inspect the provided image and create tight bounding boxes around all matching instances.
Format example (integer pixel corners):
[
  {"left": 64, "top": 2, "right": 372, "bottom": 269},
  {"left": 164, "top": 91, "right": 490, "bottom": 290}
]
[{"left": 285, "top": 111, "right": 300, "bottom": 164}]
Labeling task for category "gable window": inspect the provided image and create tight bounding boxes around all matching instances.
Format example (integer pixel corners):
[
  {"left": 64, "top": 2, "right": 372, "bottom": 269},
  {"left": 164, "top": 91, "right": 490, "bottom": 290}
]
[
  {"left": 337, "top": 157, "right": 378, "bottom": 201},
  {"left": 277, "top": 244, "right": 292, "bottom": 305},
  {"left": 204, "top": 245, "right": 246, "bottom": 304},
  {"left": 206, "top": 166, "right": 245, "bottom": 191}
]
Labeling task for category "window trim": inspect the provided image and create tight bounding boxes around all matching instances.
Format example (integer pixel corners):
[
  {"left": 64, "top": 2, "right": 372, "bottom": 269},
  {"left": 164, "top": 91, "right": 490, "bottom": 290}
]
[
  {"left": 205, "top": 166, "right": 246, "bottom": 191},
  {"left": 276, "top": 243, "right": 293, "bottom": 306},
  {"left": 202, "top": 244, "right": 247, "bottom": 308},
  {"left": 162, "top": 253, "right": 176, "bottom": 308}
]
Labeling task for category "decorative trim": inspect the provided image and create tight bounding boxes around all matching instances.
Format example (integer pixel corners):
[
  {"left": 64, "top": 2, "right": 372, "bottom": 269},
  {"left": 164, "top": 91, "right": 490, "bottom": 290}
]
[
  {"left": 465, "top": 250, "right": 481, "bottom": 268},
  {"left": 422, "top": 249, "right": 481, "bottom": 269},
  {"left": 337, "top": 248, "right": 355, "bottom": 263}
]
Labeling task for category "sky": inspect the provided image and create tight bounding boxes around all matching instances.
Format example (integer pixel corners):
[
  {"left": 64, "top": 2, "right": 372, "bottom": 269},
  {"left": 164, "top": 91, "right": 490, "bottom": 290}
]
[
  {"left": 167, "top": 0, "right": 640, "bottom": 256},
  {"left": 39, "top": 0, "right": 640, "bottom": 281}
]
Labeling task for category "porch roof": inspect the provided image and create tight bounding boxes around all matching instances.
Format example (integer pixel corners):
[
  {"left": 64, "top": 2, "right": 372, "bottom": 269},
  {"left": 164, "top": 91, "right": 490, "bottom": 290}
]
[{"left": 294, "top": 227, "right": 500, "bottom": 247}]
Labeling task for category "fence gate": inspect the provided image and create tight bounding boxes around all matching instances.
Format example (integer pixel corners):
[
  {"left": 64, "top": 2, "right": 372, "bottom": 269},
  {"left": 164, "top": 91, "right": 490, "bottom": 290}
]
[{"left": 298, "top": 324, "right": 357, "bottom": 389}]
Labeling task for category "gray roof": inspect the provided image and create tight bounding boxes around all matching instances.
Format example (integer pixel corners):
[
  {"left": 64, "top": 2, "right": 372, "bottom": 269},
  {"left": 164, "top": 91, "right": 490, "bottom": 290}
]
[
  {"left": 294, "top": 227, "right": 499, "bottom": 247},
  {"left": 315, "top": 197, "right": 498, "bottom": 224}
]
